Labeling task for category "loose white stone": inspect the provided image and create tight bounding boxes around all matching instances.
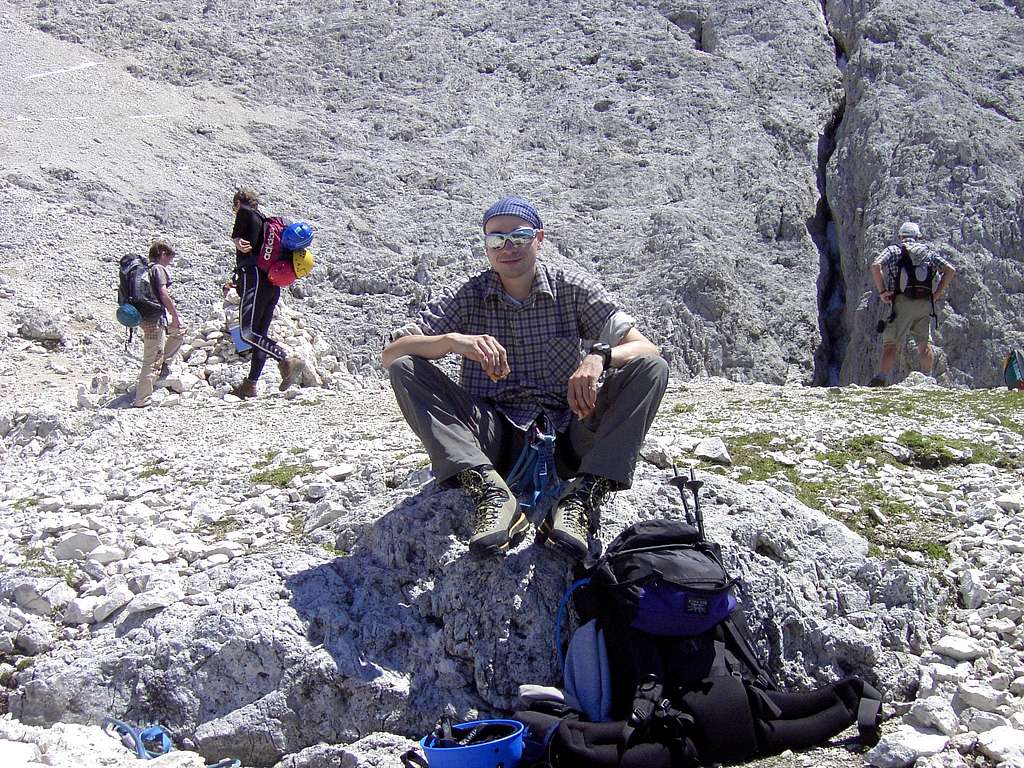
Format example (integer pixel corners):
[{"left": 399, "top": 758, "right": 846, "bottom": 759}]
[
  {"left": 932, "top": 634, "right": 987, "bottom": 661},
  {"left": 325, "top": 464, "right": 356, "bottom": 481},
  {"left": 865, "top": 724, "right": 949, "bottom": 768},
  {"left": 907, "top": 696, "right": 959, "bottom": 736},
  {"left": 977, "top": 726, "right": 1024, "bottom": 764},
  {"left": 38, "top": 496, "right": 63, "bottom": 512},
  {"left": 959, "top": 569, "right": 989, "bottom": 610},
  {"left": 62, "top": 596, "right": 102, "bottom": 625},
  {"left": 994, "top": 494, "right": 1023, "bottom": 513},
  {"left": 694, "top": 436, "right": 731, "bottom": 465},
  {"left": 122, "top": 584, "right": 184, "bottom": 616},
  {"left": 88, "top": 545, "right": 126, "bottom": 565},
  {"left": 0, "top": 739, "right": 41, "bottom": 764},
  {"left": 957, "top": 680, "right": 1010, "bottom": 712},
  {"left": 966, "top": 710, "right": 1009, "bottom": 733}
]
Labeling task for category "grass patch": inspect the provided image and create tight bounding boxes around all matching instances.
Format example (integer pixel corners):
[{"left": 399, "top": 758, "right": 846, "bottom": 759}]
[
  {"left": 793, "top": 477, "right": 950, "bottom": 561},
  {"left": 720, "top": 432, "right": 789, "bottom": 482},
  {"left": 289, "top": 516, "right": 304, "bottom": 536},
  {"left": 321, "top": 543, "right": 350, "bottom": 557},
  {"left": 20, "top": 555, "right": 78, "bottom": 588},
  {"left": 898, "top": 430, "right": 1012, "bottom": 469},
  {"left": 831, "top": 388, "right": 1024, "bottom": 437},
  {"left": 250, "top": 463, "right": 314, "bottom": 487},
  {"left": 12, "top": 497, "right": 39, "bottom": 511},
  {"left": 197, "top": 516, "right": 241, "bottom": 538},
  {"left": 138, "top": 465, "right": 168, "bottom": 479},
  {"left": 671, "top": 403, "right": 695, "bottom": 414},
  {"left": 907, "top": 540, "right": 950, "bottom": 561},
  {"left": 816, "top": 435, "right": 894, "bottom": 468},
  {"left": 253, "top": 450, "right": 279, "bottom": 470}
]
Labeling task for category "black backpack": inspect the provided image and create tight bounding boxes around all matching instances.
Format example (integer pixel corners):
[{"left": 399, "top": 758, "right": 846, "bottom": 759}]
[
  {"left": 895, "top": 245, "right": 935, "bottom": 300},
  {"left": 118, "top": 255, "right": 163, "bottom": 320},
  {"left": 517, "top": 498, "right": 882, "bottom": 767}
]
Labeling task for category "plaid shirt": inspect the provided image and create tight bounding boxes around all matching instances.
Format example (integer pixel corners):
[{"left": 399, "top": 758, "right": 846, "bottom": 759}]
[
  {"left": 873, "top": 242, "right": 954, "bottom": 294},
  {"left": 410, "top": 262, "right": 623, "bottom": 431}
]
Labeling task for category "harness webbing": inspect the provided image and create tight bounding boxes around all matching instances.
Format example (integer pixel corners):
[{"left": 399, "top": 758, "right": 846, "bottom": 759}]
[
  {"left": 101, "top": 717, "right": 172, "bottom": 760},
  {"left": 506, "top": 420, "right": 563, "bottom": 521}
]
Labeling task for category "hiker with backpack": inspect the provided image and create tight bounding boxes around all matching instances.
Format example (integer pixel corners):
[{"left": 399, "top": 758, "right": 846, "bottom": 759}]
[
  {"left": 228, "top": 187, "right": 304, "bottom": 399},
  {"left": 382, "top": 196, "right": 668, "bottom": 561},
  {"left": 868, "top": 221, "right": 956, "bottom": 386},
  {"left": 131, "top": 239, "right": 185, "bottom": 409}
]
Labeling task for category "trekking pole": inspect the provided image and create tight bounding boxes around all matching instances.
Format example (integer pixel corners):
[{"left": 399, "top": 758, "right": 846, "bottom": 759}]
[
  {"left": 668, "top": 463, "right": 694, "bottom": 526},
  {"left": 685, "top": 467, "right": 706, "bottom": 542}
]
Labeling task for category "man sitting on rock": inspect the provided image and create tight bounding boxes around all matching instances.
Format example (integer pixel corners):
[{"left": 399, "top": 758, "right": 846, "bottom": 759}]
[
  {"left": 382, "top": 196, "right": 668, "bottom": 560},
  {"left": 133, "top": 239, "right": 185, "bottom": 409},
  {"left": 869, "top": 221, "right": 956, "bottom": 386}
]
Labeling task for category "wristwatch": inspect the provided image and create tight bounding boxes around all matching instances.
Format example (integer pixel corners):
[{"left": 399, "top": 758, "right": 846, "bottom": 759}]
[{"left": 587, "top": 343, "right": 613, "bottom": 371}]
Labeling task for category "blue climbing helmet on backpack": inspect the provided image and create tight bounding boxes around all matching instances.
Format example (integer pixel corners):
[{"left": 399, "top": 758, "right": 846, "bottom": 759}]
[
  {"left": 403, "top": 719, "right": 525, "bottom": 768},
  {"left": 116, "top": 303, "right": 142, "bottom": 327},
  {"left": 282, "top": 221, "right": 314, "bottom": 251}
]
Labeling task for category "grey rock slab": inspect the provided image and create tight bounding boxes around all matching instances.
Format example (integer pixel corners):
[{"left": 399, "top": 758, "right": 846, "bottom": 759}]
[
  {"left": 16, "top": 621, "right": 53, "bottom": 656},
  {"left": 16, "top": 307, "right": 65, "bottom": 343},
  {"left": 54, "top": 530, "right": 102, "bottom": 560},
  {"left": 92, "top": 583, "right": 134, "bottom": 623},
  {"left": 12, "top": 579, "right": 76, "bottom": 616}
]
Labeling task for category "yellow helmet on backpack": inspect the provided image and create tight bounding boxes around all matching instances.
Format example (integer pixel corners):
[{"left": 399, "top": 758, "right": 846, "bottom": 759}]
[{"left": 292, "top": 248, "right": 314, "bottom": 279}]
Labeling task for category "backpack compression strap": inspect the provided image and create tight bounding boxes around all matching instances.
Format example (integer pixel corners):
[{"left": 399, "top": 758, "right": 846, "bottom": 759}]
[{"left": 623, "top": 676, "right": 693, "bottom": 749}]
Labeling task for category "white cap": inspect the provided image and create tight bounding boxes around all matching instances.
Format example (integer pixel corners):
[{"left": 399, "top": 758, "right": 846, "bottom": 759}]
[{"left": 898, "top": 222, "right": 921, "bottom": 240}]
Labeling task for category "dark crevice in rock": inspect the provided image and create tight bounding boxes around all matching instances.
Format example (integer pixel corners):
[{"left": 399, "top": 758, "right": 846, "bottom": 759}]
[
  {"left": 811, "top": 3, "right": 851, "bottom": 386},
  {"left": 664, "top": 8, "right": 711, "bottom": 53}
]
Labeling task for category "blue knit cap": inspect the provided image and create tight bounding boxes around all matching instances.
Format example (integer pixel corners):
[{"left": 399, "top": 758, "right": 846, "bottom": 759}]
[{"left": 482, "top": 196, "right": 543, "bottom": 230}]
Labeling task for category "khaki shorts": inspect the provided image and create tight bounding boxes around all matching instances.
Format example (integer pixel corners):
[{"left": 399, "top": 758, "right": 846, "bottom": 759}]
[{"left": 881, "top": 294, "right": 932, "bottom": 345}]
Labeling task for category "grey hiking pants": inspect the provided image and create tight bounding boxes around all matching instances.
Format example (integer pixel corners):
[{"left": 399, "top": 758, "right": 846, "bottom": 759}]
[{"left": 388, "top": 354, "right": 669, "bottom": 489}]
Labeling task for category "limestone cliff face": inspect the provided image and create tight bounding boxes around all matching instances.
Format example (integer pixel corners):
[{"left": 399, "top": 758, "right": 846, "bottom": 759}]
[
  {"left": 825, "top": 0, "right": 1024, "bottom": 386},
  {"left": 3, "top": 0, "right": 1021, "bottom": 385}
]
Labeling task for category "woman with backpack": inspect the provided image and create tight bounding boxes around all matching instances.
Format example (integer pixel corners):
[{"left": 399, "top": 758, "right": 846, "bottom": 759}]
[{"left": 228, "top": 187, "right": 303, "bottom": 399}]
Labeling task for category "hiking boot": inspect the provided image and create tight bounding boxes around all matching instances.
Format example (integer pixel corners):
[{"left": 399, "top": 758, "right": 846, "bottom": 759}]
[
  {"left": 158, "top": 363, "right": 171, "bottom": 379},
  {"left": 278, "top": 356, "right": 303, "bottom": 391},
  {"left": 540, "top": 474, "right": 614, "bottom": 560},
  {"left": 457, "top": 466, "right": 528, "bottom": 557},
  {"left": 231, "top": 379, "right": 257, "bottom": 399},
  {"left": 868, "top": 375, "right": 887, "bottom": 388}
]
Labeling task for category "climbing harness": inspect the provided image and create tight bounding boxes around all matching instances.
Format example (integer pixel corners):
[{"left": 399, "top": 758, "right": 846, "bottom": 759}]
[
  {"left": 101, "top": 716, "right": 241, "bottom": 766},
  {"left": 506, "top": 419, "right": 563, "bottom": 523},
  {"left": 101, "top": 717, "right": 172, "bottom": 760}
]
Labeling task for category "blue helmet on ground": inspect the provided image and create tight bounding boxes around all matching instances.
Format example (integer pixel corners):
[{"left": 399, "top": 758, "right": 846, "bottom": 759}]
[
  {"left": 419, "top": 720, "right": 524, "bottom": 768},
  {"left": 116, "top": 303, "right": 142, "bottom": 327},
  {"left": 282, "top": 221, "right": 314, "bottom": 251}
]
